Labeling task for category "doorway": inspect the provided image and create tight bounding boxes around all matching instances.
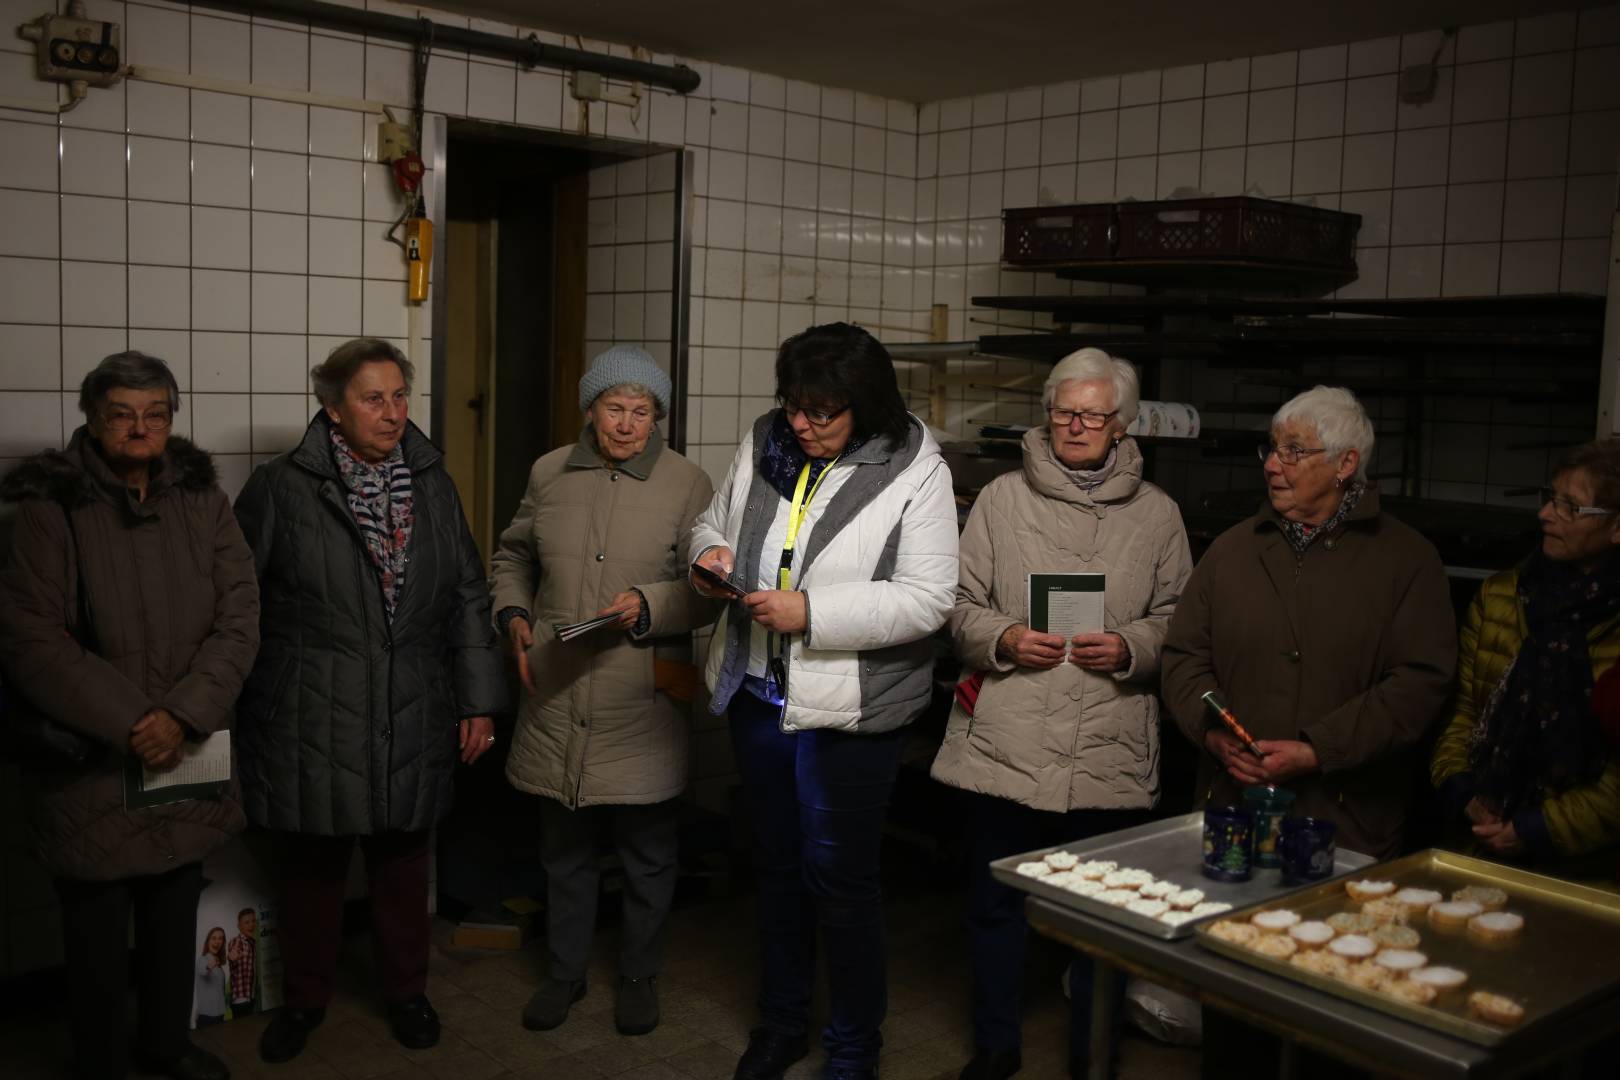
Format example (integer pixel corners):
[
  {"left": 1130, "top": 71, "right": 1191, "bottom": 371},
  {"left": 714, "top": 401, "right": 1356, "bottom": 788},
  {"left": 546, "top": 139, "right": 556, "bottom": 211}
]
[{"left": 431, "top": 119, "right": 691, "bottom": 560}]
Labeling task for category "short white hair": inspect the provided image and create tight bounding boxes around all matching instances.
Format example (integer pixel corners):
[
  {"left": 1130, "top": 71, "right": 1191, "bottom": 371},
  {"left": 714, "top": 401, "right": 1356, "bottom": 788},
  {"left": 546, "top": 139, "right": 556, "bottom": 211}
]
[
  {"left": 1041, "top": 348, "right": 1140, "bottom": 425},
  {"left": 1272, "top": 386, "right": 1374, "bottom": 481}
]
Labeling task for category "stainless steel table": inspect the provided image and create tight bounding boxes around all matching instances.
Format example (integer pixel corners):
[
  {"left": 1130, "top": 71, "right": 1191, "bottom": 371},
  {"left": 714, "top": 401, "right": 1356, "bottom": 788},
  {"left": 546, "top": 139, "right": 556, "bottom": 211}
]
[{"left": 1026, "top": 895, "right": 1620, "bottom": 1079}]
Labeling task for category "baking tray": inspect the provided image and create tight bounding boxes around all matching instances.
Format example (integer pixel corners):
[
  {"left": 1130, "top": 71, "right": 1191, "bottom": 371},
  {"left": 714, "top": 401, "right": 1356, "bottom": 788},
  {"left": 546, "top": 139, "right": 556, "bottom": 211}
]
[
  {"left": 1194, "top": 849, "right": 1620, "bottom": 1045},
  {"left": 990, "top": 811, "right": 1374, "bottom": 940}
]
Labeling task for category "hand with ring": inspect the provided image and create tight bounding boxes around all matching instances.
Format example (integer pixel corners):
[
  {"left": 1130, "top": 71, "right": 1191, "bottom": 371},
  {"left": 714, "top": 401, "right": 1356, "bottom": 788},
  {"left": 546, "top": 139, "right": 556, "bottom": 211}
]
[{"left": 460, "top": 716, "right": 495, "bottom": 764}]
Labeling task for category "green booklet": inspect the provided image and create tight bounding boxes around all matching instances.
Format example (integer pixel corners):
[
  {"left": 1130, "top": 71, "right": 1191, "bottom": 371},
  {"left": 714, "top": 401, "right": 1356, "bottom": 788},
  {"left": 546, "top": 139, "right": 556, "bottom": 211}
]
[
  {"left": 1028, "top": 573, "right": 1106, "bottom": 640},
  {"left": 123, "top": 730, "right": 231, "bottom": 810}
]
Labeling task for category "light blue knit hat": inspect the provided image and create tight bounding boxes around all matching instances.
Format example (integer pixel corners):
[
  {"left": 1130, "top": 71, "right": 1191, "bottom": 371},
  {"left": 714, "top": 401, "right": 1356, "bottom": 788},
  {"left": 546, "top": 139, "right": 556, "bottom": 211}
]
[{"left": 579, "top": 344, "right": 672, "bottom": 415}]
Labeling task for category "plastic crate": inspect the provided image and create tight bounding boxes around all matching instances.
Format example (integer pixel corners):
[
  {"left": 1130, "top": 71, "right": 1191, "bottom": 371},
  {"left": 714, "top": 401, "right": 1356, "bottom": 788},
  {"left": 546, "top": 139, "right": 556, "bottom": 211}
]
[
  {"left": 1002, "top": 205, "right": 1116, "bottom": 265},
  {"left": 1114, "top": 197, "right": 1359, "bottom": 269}
]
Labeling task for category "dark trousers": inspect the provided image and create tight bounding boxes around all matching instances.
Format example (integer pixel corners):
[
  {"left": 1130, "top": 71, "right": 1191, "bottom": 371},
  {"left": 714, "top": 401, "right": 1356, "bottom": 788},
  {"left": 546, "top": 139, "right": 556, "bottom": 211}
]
[
  {"left": 276, "top": 830, "right": 431, "bottom": 1010},
  {"left": 539, "top": 796, "right": 680, "bottom": 982},
  {"left": 55, "top": 861, "right": 204, "bottom": 1080},
  {"left": 962, "top": 791, "right": 1150, "bottom": 1065},
  {"left": 729, "top": 690, "right": 907, "bottom": 1072}
]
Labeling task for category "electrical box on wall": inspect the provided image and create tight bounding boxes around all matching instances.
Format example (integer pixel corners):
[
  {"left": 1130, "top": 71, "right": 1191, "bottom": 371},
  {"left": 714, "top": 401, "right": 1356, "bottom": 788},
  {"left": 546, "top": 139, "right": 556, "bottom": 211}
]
[
  {"left": 570, "top": 70, "right": 604, "bottom": 102},
  {"left": 377, "top": 121, "right": 415, "bottom": 165},
  {"left": 18, "top": 11, "right": 122, "bottom": 88}
]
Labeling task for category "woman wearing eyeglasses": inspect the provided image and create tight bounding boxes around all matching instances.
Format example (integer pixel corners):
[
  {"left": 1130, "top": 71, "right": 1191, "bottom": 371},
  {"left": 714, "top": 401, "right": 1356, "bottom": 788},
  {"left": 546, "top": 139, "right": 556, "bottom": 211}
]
[
  {"left": 688, "top": 322, "right": 958, "bottom": 1080},
  {"left": 488, "top": 346, "right": 721, "bottom": 1038},
  {"left": 931, "top": 347, "right": 1191, "bottom": 1080},
  {"left": 0, "top": 351, "right": 258, "bottom": 1080},
  {"left": 1162, "top": 386, "right": 1456, "bottom": 861},
  {"left": 1431, "top": 439, "right": 1620, "bottom": 878}
]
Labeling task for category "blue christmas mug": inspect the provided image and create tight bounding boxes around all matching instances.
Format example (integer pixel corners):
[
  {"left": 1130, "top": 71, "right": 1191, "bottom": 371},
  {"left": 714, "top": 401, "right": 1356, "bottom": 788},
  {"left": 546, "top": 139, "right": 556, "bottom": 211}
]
[
  {"left": 1202, "top": 805, "right": 1256, "bottom": 882},
  {"left": 1278, "top": 815, "right": 1338, "bottom": 884}
]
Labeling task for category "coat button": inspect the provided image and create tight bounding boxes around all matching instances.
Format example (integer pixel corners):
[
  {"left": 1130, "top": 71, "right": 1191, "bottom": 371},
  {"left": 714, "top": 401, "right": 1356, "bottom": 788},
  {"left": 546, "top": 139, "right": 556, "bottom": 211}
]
[
  {"left": 578, "top": 718, "right": 587, "bottom": 728},
  {"left": 596, "top": 553, "right": 605, "bottom": 561},
  {"left": 611, "top": 473, "right": 619, "bottom": 481},
  {"left": 1324, "top": 538, "right": 1338, "bottom": 551},
  {"left": 1287, "top": 650, "right": 1301, "bottom": 662},
  {"left": 382, "top": 641, "right": 391, "bottom": 651},
  {"left": 383, "top": 727, "right": 392, "bottom": 739}
]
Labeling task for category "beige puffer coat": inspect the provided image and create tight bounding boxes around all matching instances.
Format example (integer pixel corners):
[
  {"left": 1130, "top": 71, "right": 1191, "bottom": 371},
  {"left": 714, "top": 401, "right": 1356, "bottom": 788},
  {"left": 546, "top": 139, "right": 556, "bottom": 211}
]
[
  {"left": 490, "top": 429, "right": 722, "bottom": 808},
  {"left": 931, "top": 430, "right": 1192, "bottom": 812}
]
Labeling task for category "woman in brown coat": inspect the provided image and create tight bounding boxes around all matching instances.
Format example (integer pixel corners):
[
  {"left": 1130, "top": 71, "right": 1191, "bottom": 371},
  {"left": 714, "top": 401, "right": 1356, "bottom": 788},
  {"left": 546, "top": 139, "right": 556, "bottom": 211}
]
[
  {"left": 0, "top": 351, "right": 259, "bottom": 1080},
  {"left": 490, "top": 346, "right": 720, "bottom": 1038}
]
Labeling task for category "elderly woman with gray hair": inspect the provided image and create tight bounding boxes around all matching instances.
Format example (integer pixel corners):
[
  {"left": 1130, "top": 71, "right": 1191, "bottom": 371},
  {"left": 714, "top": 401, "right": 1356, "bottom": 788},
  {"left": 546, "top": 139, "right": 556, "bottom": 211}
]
[
  {"left": 489, "top": 345, "right": 720, "bottom": 1038},
  {"left": 234, "top": 338, "right": 508, "bottom": 1065},
  {"left": 1162, "top": 386, "right": 1456, "bottom": 859},
  {"left": 931, "top": 347, "right": 1191, "bottom": 1080}
]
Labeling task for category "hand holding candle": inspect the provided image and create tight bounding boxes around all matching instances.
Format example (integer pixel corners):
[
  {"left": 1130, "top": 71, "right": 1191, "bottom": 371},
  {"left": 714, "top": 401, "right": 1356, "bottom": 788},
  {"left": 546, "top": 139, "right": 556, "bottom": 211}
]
[{"left": 1201, "top": 690, "right": 1264, "bottom": 759}]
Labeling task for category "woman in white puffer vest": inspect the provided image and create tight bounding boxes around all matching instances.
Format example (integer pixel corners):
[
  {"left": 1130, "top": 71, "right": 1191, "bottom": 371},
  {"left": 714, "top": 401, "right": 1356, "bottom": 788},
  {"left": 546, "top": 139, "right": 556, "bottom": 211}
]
[{"left": 688, "top": 322, "right": 958, "bottom": 1080}]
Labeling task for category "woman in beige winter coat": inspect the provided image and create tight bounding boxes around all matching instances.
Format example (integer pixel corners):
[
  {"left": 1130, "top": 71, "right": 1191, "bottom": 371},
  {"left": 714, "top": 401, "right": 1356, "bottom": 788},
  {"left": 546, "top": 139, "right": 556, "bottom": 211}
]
[
  {"left": 489, "top": 346, "right": 720, "bottom": 1040},
  {"left": 931, "top": 347, "right": 1191, "bottom": 1080}
]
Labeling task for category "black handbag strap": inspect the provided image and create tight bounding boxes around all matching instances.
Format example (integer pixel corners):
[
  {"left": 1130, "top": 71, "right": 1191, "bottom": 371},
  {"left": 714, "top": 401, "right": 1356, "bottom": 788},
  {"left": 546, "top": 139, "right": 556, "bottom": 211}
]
[{"left": 58, "top": 502, "right": 99, "bottom": 654}]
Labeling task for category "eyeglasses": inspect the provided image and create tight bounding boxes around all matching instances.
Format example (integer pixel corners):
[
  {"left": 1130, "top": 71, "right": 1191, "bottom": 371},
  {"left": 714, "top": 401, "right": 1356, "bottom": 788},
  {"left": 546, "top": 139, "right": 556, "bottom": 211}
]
[
  {"left": 1539, "top": 487, "right": 1616, "bottom": 522},
  {"left": 101, "top": 407, "right": 173, "bottom": 433},
  {"left": 780, "top": 401, "right": 849, "bottom": 427},
  {"left": 1258, "top": 443, "right": 1329, "bottom": 466},
  {"left": 1048, "top": 408, "right": 1119, "bottom": 430}
]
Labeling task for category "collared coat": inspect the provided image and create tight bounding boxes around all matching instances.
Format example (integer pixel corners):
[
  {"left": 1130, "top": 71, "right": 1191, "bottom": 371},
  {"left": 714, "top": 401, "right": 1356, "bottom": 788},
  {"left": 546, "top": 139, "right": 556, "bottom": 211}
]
[
  {"left": 931, "top": 430, "right": 1192, "bottom": 812},
  {"left": 489, "top": 428, "right": 721, "bottom": 808},
  {"left": 233, "top": 414, "right": 508, "bottom": 836},
  {"left": 0, "top": 430, "right": 257, "bottom": 881},
  {"left": 1160, "top": 489, "right": 1457, "bottom": 858}
]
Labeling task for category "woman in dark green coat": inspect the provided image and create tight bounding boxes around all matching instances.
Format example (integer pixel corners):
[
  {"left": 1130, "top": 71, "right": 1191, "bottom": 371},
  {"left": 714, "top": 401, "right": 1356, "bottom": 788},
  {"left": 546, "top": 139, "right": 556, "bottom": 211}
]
[{"left": 234, "top": 338, "right": 507, "bottom": 1065}]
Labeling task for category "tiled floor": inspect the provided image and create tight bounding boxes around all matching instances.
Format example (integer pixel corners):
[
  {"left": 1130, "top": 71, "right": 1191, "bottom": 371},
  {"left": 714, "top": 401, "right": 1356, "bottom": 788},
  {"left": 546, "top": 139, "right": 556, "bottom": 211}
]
[{"left": 0, "top": 870, "right": 1198, "bottom": 1080}]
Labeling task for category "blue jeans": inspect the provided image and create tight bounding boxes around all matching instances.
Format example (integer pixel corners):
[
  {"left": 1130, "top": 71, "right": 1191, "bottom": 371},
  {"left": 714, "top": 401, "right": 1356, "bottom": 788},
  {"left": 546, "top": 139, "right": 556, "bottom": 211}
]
[
  {"left": 962, "top": 790, "right": 1149, "bottom": 1064},
  {"left": 729, "top": 689, "right": 907, "bottom": 1072}
]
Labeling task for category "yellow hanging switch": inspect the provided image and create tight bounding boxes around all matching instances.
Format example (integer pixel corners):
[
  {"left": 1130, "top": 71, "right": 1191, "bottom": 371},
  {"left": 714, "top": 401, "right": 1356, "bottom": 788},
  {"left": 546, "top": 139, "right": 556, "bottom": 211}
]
[{"left": 405, "top": 217, "right": 433, "bottom": 303}]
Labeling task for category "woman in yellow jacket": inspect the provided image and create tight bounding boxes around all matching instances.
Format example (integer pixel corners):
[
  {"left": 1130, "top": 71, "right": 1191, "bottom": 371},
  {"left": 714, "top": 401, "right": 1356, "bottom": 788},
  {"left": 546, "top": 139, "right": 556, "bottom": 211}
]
[{"left": 1432, "top": 439, "right": 1620, "bottom": 877}]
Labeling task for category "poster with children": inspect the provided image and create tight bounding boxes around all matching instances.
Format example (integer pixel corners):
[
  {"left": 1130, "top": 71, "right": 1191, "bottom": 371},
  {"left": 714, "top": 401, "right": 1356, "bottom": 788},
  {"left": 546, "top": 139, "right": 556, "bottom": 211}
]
[{"left": 192, "top": 839, "right": 284, "bottom": 1028}]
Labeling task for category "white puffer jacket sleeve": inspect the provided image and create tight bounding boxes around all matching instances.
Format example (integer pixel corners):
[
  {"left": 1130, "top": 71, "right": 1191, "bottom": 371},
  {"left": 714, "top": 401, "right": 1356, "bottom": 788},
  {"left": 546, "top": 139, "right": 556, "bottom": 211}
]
[{"left": 688, "top": 433, "right": 753, "bottom": 565}]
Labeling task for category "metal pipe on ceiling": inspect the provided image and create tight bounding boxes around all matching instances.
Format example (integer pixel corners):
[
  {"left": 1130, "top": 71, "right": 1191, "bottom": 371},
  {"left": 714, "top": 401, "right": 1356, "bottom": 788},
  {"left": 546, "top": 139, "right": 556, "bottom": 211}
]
[{"left": 185, "top": 0, "right": 702, "bottom": 94}]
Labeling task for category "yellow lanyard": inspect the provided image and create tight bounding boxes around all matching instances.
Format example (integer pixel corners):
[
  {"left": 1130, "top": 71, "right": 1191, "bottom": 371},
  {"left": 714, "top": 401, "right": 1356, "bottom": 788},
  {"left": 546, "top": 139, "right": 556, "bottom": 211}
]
[{"left": 778, "top": 458, "right": 838, "bottom": 590}]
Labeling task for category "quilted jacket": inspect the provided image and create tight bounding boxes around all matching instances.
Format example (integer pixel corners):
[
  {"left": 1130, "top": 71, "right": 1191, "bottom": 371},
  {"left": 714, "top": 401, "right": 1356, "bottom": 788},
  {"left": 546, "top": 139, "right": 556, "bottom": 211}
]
[
  {"left": 233, "top": 413, "right": 508, "bottom": 836},
  {"left": 0, "top": 430, "right": 256, "bottom": 881},
  {"left": 1431, "top": 566, "right": 1620, "bottom": 864}
]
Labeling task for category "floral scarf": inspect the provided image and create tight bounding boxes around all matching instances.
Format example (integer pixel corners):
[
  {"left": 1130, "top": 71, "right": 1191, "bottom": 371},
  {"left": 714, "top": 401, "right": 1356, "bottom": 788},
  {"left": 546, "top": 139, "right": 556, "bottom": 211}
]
[
  {"left": 1279, "top": 479, "right": 1364, "bottom": 553},
  {"left": 330, "top": 428, "right": 413, "bottom": 620}
]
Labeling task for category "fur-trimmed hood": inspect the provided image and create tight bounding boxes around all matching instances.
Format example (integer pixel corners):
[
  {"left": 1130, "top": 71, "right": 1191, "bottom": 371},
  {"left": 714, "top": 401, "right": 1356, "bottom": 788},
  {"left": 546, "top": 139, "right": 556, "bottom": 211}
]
[{"left": 1, "top": 427, "right": 218, "bottom": 507}]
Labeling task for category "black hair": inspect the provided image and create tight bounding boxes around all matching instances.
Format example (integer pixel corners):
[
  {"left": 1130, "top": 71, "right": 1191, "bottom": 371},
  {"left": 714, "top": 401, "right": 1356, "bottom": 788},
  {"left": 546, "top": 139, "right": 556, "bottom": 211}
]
[
  {"left": 775, "top": 323, "right": 910, "bottom": 446},
  {"left": 310, "top": 338, "right": 414, "bottom": 407},
  {"left": 78, "top": 350, "right": 181, "bottom": 417}
]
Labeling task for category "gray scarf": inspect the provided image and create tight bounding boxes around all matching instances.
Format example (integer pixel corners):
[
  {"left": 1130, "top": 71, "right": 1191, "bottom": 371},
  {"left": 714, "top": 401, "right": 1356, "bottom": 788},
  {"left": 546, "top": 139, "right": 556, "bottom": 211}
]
[{"left": 1052, "top": 440, "right": 1119, "bottom": 493}]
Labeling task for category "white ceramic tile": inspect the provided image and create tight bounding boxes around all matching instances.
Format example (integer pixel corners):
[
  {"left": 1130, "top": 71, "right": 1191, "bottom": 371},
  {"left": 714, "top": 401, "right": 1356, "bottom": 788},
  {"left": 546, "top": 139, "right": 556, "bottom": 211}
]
[
  {"left": 251, "top": 392, "right": 309, "bottom": 452},
  {"left": 784, "top": 79, "right": 819, "bottom": 117},
  {"left": 306, "top": 107, "right": 360, "bottom": 159},
  {"left": 1458, "top": 20, "right": 1515, "bottom": 63},
  {"left": 852, "top": 171, "right": 884, "bottom": 219},
  {"left": 307, "top": 275, "right": 360, "bottom": 335},
  {"left": 1292, "top": 137, "right": 1342, "bottom": 195},
  {"left": 746, "top": 72, "right": 785, "bottom": 111},
  {"left": 123, "top": 2, "right": 189, "bottom": 70},
  {"left": 708, "top": 199, "right": 745, "bottom": 250},
  {"left": 1043, "top": 81, "right": 1080, "bottom": 117},
  {"left": 1004, "top": 87, "right": 1042, "bottom": 123},
  {"left": 188, "top": 90, "right": 250, "bottom": 148},
  {"left": 1561, "top": 237, "right": 1609, "bottom": 292},
  {"left": 1156, "top": 151, "right": 1200, "bottom": 197},
  {"left": 249, "top": 99, "right": 308, "bottom": 155},
  {"left": 1563, "top": 174, "right": 1615, "bottom": 237},
  {"left": 1386, "top": 244, "right": 1443, "bottom": 296},
  {"left": 61, "top": 261, "right": 125, "bottom": 327},
  {"left": 123, "top": 80, "right": 187, "bottom": 141},
  {"left": 1517, "top": 11, "right": 1578, "bottom": 55},
  {"left": 127, "top": 265, "right": 189, "bottom": 329},
  {"left": 0, "top": 190, "right": 57, "bottom": 259},
  {"left": 1203, "top": 58, "right": 1248, "bottom": 96},
  {"left": 123, "top": 136, "right": 184, "bottom": 204},
  {"left": 128, "top": 329, "right": 190, "bottom": 390},
  {"left": 1497, "top": 239, "right": 1562, "bottom": 293},
  {"left": 0, "top": 322, "right": 60, "bottom": 391},
  {"left": 190, "top": 14, "right": 250, "bottom": 81},
  {"left": 1078, "top": 110, "right": 1118, "bottom": 161},
  {"left": 779, "top": 111, "right": 817, "bottom": 164},
  {"left": 192, "top": 269, "right": 250, "bottom": 331},
  {"left": 971, "top": 92, "right": 1007, "bottom": 127},
  {"left": 1444, "top": 181, "right": 1505, "bottom": 242},
  {"left": 1502, "top": 177, "right": 1566, "bottom": 240},
  {"left": 817, "top": 119, "right": 852, "bottom": 169},
  {"left": 1245, "top": 143, "right": 1292, "bottom": 197},
  {"left": 61, "top": 194, "right": 129, "bottom": 263},
  {"left": 815, "top": 213, "right": 851, "bottom": 261},
  {"left": 423, "top": 55, "right": 467, "bottom": 116},
  {"left": 251, "top": 210, "right": 308, "bottom": 274},
  {"left": 310, "top": 157, "right": 363, "bottom": 219},
  {"left": 1343, "top": 75, "right": 1396, "bottom": 136},
  {"left": 0, "top": 120, "right": 57, "bottom": 193},
  {"left": 1505, "top": 115, "right": 1570, "bottom": 179},
  {"left": 820, "top": 87, "right": 854, "bottom": 123},
  {"left": 191, "top": 206, "right": 250, "bottom": 269},
  {"left": 854, "top": 125, "right": 885, "bottom": 173},
  {"left": 252, "top": 150, "right": 309, "bottom": 214},
  {"left": 191, "top": 392, "right": 251, "bottom": 454},
  {"left": 1251, "top": 52, "right": 1298, "bottom": 90},
  {"left": 996, "top": 119, "right": 1035, "bottom": 169},
  {"left": 1449, "top": 60, "right": 1512, "bottom": 126},
  {"left": 782, "top": 160, "right": 817, "bottom": 210},
  {"left": 1340, "top": 189, "right": 1392, "bottom": 245},
  {"left": 1248, "top": 88, "right": 1295, "bottom": 144},
  {"left": 781, "top": 208, "right": 816, "bottom": 258},
  {"left": 1443, "top": 241, "right": 1501, "bottom": 297},
  {"left": 1511, "top": 52, "right": 1575, "bottom": 117},
  {"left": 59, "top": 129, "right": 124, "bottom": 198},
  {"left": 61, "top": 327, "right": 127, "bottom": 391},
  {"left": 710, "top": 64, "right": 750, "bottom": 104},
  {"left": 1391, "top": 185, "right": 1447, "bottom": 245},
  {"left": 1396, "top": 68, "right": 1452, "bottom": 130},
  {"left": 308, "top": 34, "right": 363, "bottom": 98},
  {"left": 1574, "top": 46, "right": 1620, "bottom": 110},
  {"left": 1036, "top": 164, "right": 1076, "bottom": 204},
  {"left": 1393, "top": 127, "right": 1450, "bottom": 187},
  {"left": 1580, "top": 6, "right": 1620, "bottom": 46},
  {"left": 1200, "top": 147, "right": 1245, "bottom": 195},
  {"left": 514, "top": 69, "right": 563, "bottom": 130},
  {"left": 1115, "top": 156, "right": 1157, "bottom": 200},
  {"left": 363, "top": 43, "right": 411, "bottom": 108},
  {"left": 1200, "top": 94, "right": 1245, "bottom": 149},
  {"left": 251, "top": 24, "right": 308, "bottom": 91},
  {"left": 970, "top": 125, "right": 1004, "bottom": 172},
  {"left": 968, "top": 171, "right": 1002, "bottom": 217},
  {"left": 1298, "top": 45, "right": 1348, "bottom": 85},
  {"left": 1034, "top": 115, "right": 1075, "bottom": 166},
  {"left": 1119, "top": 71, "right": 1161, "bottom": 107},
  {"left": 192, "top": 144, "right": 250, "bottom": 208},
  {"left": 886, "top": 131, "right": 917, "bottom": 178},
  {"left": 0, "top": 391, "right": 63, "bottom": 454},
  {"left": 708, "top": 100, "right": 746, "bottom": 153},
  {"left": 461, "top": 61, "right": 513, "bottom": 122},
  {"left": 1080, "top": 76, "right": 1119, "bottom": 112},
  {"left": 1295, "top": 81, "right": 1345, "bottom": 140},
  {"left": 1158, "top": 100, "right": 1201, "bottom": 153},
  {"left": 1448, "top": 121, "right": 1507, "bottom": 183},
  {"left": 938, "top": 129, "right": 970, "bottom": 175},
  {"left": 1348, "top": 36, "right": 1401, "bottom": 77},
  {"left": 252, "top": 272, "right": 306, "bottom": 333},
  {"left": 1568, "top": 109, "right": 1620, "bottom": 172}
]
